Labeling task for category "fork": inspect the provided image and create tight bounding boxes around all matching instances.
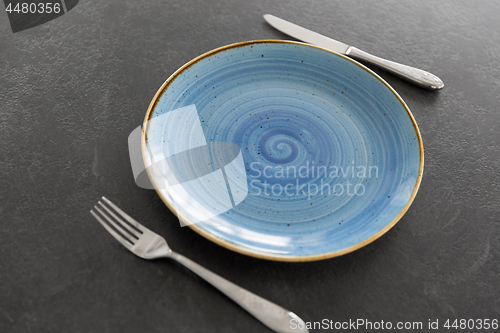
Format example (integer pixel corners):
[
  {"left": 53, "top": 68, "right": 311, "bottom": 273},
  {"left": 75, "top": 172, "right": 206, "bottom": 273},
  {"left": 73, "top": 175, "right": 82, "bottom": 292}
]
[{"left": 90, "top": 197, "right": 308, "bottom": 333}]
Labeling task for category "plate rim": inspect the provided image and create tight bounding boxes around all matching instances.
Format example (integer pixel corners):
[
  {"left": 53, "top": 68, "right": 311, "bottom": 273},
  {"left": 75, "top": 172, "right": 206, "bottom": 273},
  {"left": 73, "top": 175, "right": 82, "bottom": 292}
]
[{"left": 141, "top": 40, "right": 424, "bottom": 262}]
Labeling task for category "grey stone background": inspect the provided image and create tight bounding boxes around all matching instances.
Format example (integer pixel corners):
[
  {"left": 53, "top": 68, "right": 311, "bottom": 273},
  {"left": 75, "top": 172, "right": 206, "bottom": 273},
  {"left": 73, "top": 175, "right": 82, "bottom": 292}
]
[{"left": 1, "top": 0, "right": 499, "bottom": 332}]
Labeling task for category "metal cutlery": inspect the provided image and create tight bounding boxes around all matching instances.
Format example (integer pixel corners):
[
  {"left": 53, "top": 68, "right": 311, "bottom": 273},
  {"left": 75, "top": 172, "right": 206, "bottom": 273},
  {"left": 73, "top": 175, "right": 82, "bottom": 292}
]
[
  {"left": 90, "top": 196, "right": 308, "bottom": 333},
  {"left": 264, "top": 14, "right": 444, "bottom": 90}
]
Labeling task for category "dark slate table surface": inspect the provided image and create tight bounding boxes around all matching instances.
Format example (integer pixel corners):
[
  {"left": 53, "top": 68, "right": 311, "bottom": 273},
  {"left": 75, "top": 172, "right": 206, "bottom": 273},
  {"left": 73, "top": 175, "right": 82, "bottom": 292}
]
[{"left": 1, "top": 0, "right": 499, "bottom": 332}]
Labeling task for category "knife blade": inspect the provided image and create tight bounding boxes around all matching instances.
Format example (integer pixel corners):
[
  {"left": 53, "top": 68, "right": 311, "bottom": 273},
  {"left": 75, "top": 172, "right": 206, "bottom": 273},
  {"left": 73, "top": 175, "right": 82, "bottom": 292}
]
[{"left": 264, "top": 14, "right": 444, "bottom": 90}]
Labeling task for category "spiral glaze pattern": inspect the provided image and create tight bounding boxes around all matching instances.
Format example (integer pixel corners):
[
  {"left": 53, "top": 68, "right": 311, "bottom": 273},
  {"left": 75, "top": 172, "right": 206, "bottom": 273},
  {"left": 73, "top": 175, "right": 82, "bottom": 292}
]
[{"left": 144, "top": 41, "right": 423, "bottom": 260}]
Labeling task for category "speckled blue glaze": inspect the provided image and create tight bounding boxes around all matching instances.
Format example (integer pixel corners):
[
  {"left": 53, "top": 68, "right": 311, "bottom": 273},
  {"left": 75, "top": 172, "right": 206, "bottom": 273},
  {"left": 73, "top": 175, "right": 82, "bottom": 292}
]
[{"left": 144, "top": 41, "right": 423, "bottom": 261}]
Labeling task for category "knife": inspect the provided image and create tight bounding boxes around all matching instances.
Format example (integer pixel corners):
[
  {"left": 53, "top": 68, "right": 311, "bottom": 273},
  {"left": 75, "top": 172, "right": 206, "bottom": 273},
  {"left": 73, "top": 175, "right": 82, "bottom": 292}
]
[{"left": 264, "top": 14, "right": 444, "bottom": 90}]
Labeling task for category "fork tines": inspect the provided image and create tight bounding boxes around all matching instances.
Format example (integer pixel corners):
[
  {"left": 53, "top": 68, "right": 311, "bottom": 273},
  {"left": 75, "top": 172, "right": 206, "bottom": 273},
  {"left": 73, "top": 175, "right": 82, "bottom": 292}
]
[{"left": 90, "top": 197, "right": 143, "bottom": 248}]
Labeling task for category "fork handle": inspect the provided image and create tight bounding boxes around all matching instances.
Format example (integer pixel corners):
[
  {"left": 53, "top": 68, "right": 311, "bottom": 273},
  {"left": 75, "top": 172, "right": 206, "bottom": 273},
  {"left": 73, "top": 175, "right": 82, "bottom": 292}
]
[{"left": 168, "top": 252, "right": 308, "bottom": 333}]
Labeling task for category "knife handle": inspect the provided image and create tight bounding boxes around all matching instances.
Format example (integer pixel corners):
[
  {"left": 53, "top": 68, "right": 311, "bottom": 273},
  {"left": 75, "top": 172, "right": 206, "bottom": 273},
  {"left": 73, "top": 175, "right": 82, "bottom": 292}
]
[{"left": 346, "top": 46, "right": 444, "bottom": 90}]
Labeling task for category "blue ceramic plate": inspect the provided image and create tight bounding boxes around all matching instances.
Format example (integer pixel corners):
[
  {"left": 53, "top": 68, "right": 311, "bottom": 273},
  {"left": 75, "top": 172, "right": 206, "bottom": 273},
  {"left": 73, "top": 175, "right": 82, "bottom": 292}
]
[{"left": 142, "top": 40, "right": 423, "bottom": 261}]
